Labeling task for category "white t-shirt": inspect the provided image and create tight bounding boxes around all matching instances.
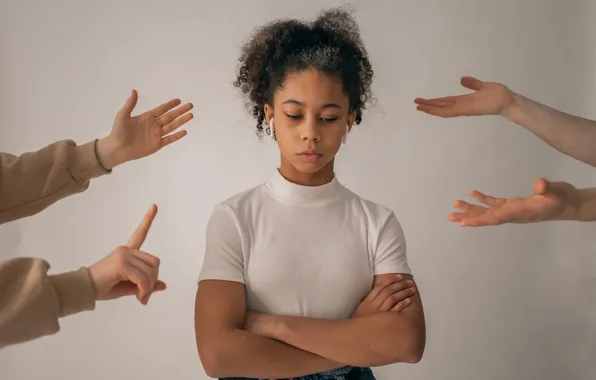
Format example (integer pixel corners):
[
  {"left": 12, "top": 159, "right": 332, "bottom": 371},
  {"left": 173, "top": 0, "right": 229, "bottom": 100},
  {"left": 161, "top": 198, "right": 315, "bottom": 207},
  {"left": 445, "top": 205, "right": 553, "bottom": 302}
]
[{"left": 199, "top": 170, "right": 412, "bottom": 320}]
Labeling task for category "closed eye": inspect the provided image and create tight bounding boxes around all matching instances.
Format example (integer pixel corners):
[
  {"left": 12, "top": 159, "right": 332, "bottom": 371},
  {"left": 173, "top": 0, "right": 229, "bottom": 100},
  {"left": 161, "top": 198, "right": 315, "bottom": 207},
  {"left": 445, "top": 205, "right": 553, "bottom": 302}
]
[
  {"left": 286, "top": 114, "right": 302, "bottom": 120},
  {"left": 321, "top": 117, "right": 338, "bottom": 123}
]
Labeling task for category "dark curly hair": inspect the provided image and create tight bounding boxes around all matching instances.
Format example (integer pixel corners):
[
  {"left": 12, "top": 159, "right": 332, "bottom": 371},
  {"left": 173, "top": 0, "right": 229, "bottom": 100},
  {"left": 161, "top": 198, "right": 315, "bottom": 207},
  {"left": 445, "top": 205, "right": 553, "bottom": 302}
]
[{"left": 233, "top": 6, "right": 374, "bottom": 137}]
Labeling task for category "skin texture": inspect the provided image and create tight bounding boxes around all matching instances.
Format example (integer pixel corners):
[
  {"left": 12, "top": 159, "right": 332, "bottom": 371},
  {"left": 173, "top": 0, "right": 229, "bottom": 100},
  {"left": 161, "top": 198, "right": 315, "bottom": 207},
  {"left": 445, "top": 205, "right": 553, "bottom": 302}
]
[
  {"left": 264, "top": 69, "right": 355, "bottom": 186},
  {"left": 414, "top": 76, "right": 596, "bottom": 225}
]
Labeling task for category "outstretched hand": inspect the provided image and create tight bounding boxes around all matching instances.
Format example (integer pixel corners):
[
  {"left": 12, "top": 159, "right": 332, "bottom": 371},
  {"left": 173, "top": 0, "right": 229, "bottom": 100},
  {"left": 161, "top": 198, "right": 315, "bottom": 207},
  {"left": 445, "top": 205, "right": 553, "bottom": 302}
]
[
  {"left": 97, "top": 90, "right": 194, "bottom": 169},
  {"left": 414, "top": 76, "right": 515, "bottom": 118},
  {"left": 88, "top": 204, "right": 166, "bottom": 304},
  {"left": 449, "top": 178, "right": 581, "bottom": 226}
]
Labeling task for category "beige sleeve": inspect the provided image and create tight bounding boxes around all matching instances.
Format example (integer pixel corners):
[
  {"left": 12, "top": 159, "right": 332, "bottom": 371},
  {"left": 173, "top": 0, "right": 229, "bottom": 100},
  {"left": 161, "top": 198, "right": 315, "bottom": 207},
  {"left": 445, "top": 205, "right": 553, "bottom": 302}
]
[
  {"left": 0, "top": 139, "right": 111, "bottom": 225},
  {"left": 0, "top": 257, "right": 96, "bottom": 348}
]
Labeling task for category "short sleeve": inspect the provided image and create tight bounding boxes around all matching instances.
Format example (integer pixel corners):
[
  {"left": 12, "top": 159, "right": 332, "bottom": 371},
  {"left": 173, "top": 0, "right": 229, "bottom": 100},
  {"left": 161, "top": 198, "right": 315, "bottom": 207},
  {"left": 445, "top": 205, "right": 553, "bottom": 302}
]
[
  {"left": 198, "top": 205, "right": 245, "bottom": 284},
  {"left": 373, "top": 211, "right": 412, "bottom": 276}
]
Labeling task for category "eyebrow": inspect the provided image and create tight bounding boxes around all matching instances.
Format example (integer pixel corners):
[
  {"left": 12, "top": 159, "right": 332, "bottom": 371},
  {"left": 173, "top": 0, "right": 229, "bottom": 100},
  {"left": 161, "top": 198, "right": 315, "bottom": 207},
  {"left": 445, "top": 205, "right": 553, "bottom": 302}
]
[{"left": 281, "top": 99, "right": 342, "bottom": 109}]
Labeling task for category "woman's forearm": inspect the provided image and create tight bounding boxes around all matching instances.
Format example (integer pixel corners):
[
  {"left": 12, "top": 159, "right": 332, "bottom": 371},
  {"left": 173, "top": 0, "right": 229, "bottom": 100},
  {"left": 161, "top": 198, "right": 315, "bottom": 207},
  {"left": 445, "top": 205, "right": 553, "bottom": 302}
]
[
  {"left": 504, "top": 93, "right": 596, "bottom": 167},
  {"left": 252, "top": 311, "right": 425, "bottom": 368},
  {"left": 199, "top": 328, "right": 343, "bottom": 379}
]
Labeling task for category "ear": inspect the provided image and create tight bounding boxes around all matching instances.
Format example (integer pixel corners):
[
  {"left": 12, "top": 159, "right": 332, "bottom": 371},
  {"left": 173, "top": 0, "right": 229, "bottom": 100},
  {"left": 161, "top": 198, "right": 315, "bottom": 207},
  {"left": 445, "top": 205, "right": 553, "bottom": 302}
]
[
  {"left": 264, "top": 104, "right": 274, "bottom": 125},
  {"left": 347, "top": 111, "right": 357, "bottom": 132}
]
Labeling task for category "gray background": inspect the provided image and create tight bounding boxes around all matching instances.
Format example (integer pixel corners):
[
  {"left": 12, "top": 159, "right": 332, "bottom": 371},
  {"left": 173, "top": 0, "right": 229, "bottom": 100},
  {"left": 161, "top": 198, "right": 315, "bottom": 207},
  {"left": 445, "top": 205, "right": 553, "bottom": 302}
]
[{"left": 0, "top": 0, "right": 595, "bottom": 379}]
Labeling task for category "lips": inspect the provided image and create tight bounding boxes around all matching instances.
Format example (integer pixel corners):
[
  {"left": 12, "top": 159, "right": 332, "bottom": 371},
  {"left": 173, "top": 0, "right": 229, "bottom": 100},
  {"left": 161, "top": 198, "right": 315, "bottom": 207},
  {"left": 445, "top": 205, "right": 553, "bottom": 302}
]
[{"left": 298, "top": 151, "right": 323, "bottom": 163}]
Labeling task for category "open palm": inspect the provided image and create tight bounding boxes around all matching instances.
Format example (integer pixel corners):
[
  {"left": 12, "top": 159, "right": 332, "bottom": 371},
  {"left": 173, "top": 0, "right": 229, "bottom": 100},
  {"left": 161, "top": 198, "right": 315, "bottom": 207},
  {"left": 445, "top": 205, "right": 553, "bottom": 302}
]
[
  {"left": 414, "top": 76, "right": 514, "bottom": 118},
  {"left": 449, "top": 179, "right": 577, "bottom": 226},
  {"left": 107, "top": 90, "right": 194, "bottom": 164}
]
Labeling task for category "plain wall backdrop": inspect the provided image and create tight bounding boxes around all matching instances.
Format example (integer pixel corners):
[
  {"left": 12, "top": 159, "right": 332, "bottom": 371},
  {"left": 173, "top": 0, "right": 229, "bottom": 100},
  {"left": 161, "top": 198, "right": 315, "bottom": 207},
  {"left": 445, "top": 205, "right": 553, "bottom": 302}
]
[{"left": 1, "top": 0, "right": 595, "bottom": 379}]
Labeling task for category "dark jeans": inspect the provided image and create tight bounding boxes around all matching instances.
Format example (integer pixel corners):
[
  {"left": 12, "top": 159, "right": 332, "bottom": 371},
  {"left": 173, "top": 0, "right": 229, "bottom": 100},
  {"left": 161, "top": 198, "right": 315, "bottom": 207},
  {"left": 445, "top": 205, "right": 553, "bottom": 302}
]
[{"left": 220, "top": 365, "right": 376, "bottom": 380}]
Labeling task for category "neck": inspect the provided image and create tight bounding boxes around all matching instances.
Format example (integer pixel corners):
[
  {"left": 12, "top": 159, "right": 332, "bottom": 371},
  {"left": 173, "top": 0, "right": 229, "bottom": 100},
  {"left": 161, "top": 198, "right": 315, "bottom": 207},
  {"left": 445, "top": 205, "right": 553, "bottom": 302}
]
[{"left": 279, "top": 157, "right": 335, "bottom": 187}]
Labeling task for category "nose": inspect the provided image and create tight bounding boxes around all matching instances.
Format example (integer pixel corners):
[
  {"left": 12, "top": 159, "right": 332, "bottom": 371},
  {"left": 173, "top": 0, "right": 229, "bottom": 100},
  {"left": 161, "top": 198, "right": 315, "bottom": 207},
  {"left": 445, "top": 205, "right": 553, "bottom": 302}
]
[{"left": 299, "top": 118, "right": 321, "bottom": 142}]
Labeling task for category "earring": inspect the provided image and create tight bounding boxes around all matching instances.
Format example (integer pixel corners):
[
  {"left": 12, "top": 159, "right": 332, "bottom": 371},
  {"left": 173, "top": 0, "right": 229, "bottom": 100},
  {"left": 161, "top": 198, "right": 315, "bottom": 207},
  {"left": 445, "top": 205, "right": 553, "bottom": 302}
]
[
  {"left": 266, "top": 117, "right": 276, "bottom": 140},
  {"left": 342, "top": 124, "right": 349, "bottom": 144}
]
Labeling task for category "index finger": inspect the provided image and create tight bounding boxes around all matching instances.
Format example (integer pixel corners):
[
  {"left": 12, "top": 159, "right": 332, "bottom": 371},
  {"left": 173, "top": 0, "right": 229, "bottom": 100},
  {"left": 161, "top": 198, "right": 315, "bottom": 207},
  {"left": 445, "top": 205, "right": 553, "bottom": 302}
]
[{"left": 127, "top": 204, "right": 158, "bottom": 249}]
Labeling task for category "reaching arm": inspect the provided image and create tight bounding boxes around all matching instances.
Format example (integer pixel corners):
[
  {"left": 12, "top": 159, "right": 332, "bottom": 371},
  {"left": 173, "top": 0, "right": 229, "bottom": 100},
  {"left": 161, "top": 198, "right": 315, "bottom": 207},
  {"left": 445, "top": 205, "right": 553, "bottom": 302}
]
[
  {"left": 414, "top": 76, "right": 596, "bottom": 167},
  {"left": 0, "top": 205, "right": 167, "bottom": 349},
  {"left": 246, "top": 273, "right": 425, "bottom": 367},
  {"left": 194, "top": 280, "right": 344, "bottom": 378},
  {"left": 505, "top": 93, "right": 596, "bottom": 167},
  {"left": 0, "top": 139, "right": 111, "bottom": 225},
  {"left": 0, "top": 90, "right": 194, "bottom": 225},
  {"left": 448, "top": 178, "right": 596, "bottom": 226},
  {"left": 0, "top": 257, "right": 96, "bottom": 349}
]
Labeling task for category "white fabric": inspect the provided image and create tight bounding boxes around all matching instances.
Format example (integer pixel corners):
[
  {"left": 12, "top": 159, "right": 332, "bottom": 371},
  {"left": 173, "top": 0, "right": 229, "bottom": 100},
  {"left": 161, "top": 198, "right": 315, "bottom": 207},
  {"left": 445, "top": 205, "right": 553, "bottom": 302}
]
[{"left": 199, "top": 169, "right": 412, "bottom": 320}]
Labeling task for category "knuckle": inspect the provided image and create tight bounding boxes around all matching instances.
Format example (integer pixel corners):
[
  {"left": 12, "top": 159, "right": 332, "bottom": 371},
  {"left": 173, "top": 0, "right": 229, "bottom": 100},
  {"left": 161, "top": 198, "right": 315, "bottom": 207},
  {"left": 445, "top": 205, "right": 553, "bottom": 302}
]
[{"left": 114, "top": 247, "right": 129, "bottom": 261}]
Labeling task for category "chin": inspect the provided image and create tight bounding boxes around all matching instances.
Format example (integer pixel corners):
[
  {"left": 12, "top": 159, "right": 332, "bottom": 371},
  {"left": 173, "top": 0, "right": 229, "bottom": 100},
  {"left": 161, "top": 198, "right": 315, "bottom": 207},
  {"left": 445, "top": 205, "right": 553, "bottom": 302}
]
[{"left": 291, "top": 161, "right": 327, "bottom": 174}]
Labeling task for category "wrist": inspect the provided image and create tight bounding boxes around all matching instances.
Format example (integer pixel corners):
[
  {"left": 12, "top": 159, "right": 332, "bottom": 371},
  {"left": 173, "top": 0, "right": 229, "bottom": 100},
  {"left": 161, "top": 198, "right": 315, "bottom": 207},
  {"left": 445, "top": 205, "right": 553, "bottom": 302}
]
[
  {"left": 500, "top": 91, "right": 523, "bottom": 123},
  {"left": 253, "top": 313, "right": 287, "bottom": 340},
  {"left": 96, "top": 136, "right": 124, "bottom": 170},
  {"left": 568, "top": 188, "right": 592, "bottom": 221},
  {"left": 548, "top": 184, "right": 584, "bottom": 221}
]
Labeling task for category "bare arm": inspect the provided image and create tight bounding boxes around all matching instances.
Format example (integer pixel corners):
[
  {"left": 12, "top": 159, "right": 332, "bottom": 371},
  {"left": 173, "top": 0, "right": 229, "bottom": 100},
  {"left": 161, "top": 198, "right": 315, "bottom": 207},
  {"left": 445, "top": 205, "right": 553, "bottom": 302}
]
[
  {"left": 505, "top": 93, "right": 596, "bottom": 167},
  {"left": 194, "top": 280, "right": 344, "bottom": 379},
  {"left": 415, "top": 76, "right": 596, "bottom": 167},
  {"left": 246, "top": 274, "right": 425, "bottom": 367}
]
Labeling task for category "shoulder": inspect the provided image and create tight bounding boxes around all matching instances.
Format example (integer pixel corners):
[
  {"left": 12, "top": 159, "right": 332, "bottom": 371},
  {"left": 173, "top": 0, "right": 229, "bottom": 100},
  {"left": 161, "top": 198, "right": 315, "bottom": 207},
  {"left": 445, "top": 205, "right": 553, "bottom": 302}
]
[
  {"left": 209, "top": 182, "right": 268, "bottom": 224},
  {"left": 343, "top": 187, "right": 399, "bottom": 226}
]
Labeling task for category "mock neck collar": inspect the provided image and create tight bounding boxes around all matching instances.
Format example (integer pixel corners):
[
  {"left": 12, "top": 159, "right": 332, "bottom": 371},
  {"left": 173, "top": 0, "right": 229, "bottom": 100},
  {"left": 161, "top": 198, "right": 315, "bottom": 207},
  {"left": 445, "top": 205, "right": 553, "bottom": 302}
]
[{"left": 265, "top": 169, "right": 346, "bottom": 206}]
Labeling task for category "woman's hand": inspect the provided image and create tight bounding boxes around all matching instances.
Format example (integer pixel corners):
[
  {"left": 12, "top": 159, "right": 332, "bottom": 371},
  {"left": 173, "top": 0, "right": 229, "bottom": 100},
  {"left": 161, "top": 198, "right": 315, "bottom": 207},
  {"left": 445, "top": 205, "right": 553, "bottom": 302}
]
[
  {"left": 352, "top": 275, "right": 416, "bottom": 318},
  {"left": 96, "top": 90, "right": 194, "bottom": 169},
  {"left": 449, "top": 178, "right": 581, "bottom": 226},
  {"left": 414, "top": 76, "right": 516, "bottom": 118}
]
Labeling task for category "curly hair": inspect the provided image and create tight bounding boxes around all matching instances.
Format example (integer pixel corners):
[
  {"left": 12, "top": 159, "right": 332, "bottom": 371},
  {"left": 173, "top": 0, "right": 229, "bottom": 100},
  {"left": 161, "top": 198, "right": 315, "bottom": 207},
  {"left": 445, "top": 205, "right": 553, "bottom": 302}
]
[{"left": 233, "top": 6, "right": 374, "bottom": 137}]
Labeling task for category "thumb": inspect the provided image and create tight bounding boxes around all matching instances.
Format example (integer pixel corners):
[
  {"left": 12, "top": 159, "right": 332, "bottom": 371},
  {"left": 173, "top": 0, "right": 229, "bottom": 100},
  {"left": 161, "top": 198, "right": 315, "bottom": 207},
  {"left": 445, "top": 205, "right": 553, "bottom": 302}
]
[
  {"left": 154, "top": 280, "right": 167, "bottom": 291},
  {"left": 119, "top": 89, "right": 138, "bottom": 116},
  {"left": 533, "top": 178, "right": 550, "bottom": 195},
  {"left": 460, "top": 76, "right": 484, "bottom": 92}
]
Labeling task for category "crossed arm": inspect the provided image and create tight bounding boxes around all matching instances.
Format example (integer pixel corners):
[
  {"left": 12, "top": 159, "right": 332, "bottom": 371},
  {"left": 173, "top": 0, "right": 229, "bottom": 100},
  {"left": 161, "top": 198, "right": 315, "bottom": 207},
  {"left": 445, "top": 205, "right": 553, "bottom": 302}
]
[{"left": 194, "top": 274, "right": 425, "bottom": 379}]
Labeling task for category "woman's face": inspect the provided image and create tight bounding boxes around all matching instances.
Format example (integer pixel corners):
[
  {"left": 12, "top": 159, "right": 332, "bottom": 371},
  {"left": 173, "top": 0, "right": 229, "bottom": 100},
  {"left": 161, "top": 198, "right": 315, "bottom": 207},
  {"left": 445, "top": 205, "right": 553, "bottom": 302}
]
[{"left": 265, "top": 68, "right": 356, "bottom": 184}]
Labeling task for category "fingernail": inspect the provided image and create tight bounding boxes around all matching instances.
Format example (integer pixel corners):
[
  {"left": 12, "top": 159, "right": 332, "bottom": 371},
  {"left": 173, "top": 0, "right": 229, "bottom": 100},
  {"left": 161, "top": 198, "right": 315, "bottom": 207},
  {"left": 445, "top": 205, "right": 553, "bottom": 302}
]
[
  {"left": 396, "top": 274, "right": 403, "bottom": 279},
  {"left": 408, "top": 280, "right": 414, "bottom": 285}
]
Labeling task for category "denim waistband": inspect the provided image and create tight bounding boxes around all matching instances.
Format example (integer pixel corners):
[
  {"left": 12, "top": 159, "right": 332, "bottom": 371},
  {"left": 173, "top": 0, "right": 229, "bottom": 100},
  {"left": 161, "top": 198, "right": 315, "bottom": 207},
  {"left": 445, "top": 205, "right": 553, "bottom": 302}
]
[{"left": 221, "top": 365, "right": 375, "bottom": 380}]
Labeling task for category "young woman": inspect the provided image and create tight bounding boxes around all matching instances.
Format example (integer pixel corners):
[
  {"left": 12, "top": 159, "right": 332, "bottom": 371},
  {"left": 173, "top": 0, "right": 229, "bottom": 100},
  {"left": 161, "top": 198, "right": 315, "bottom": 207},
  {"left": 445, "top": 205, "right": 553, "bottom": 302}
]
[{"left": 194, "top": 7, "right": 426, "bottom": 380}]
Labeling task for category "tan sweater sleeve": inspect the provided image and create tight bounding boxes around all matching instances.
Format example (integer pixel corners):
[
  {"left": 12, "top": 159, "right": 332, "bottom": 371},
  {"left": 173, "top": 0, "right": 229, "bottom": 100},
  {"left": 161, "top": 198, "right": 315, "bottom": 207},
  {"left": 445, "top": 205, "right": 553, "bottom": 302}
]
[
  {"left": 0, "top": 138, "right": 111, "bottom": 225},
  {"left": 0, "top": 257, "right": 96, "bottom": 348}
]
